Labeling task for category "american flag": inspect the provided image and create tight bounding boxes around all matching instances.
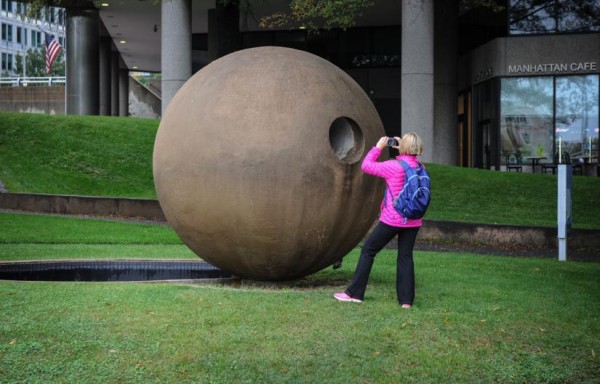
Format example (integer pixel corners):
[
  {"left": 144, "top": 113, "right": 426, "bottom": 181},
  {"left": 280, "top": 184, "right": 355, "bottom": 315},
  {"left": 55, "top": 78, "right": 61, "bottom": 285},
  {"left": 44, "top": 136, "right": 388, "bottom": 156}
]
[{"left": 45, "top": 33, "right": 62, "bottom": 74}]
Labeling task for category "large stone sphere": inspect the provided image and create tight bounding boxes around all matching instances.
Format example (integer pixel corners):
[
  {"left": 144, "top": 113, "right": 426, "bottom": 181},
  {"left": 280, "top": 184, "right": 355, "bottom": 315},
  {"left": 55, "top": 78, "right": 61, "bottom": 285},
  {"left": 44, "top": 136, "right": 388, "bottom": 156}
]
[{"left": 153, "top": 46, "right": 385, "bottom": 281}]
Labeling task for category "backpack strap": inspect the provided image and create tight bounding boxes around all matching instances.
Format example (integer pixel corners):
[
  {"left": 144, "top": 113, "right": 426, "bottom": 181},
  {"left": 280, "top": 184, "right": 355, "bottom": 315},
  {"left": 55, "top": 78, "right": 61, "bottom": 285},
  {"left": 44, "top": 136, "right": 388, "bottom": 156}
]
[
  {"left": 398, "top": 159, "right": 410, "bottom": 172},
  {"left": 399, "top": 159, "right": 423, "bottom": 171},
  {"left": 397, "top": 160, "right": 411, "bottom": 201},
  {"left": 385, "top": 160, "right": 410, "bottom": 206}
]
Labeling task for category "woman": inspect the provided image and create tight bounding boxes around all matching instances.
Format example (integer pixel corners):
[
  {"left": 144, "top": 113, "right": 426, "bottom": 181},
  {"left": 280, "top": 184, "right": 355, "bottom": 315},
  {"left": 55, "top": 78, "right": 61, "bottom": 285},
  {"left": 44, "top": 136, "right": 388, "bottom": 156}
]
[{"left": 334, "top": 132, "right": 425, "bottom": 309}]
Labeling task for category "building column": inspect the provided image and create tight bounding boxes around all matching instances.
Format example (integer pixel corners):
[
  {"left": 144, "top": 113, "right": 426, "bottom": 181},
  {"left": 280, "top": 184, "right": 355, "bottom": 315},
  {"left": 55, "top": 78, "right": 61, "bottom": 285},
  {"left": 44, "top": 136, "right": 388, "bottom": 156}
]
[
  {"left": 161, "top": 0, "right": 192, "bottom": 114},
  {"left": 119, "top": 68, "right": 129, "bottom": 116},
  {"left": 66, "top": 7, "right": 99, "bottom": 115},
  {"left": 401, "top": 0, "right": 434, "bottom": 163},
  {"left": 98, "top": 36, "right": 112, "bottom": 116},
  {"left": 434, "top": 0, "right": 458, "bottom": 165},
  {"left": 110, "top": 51, "right": 120, "bottom": 116}
]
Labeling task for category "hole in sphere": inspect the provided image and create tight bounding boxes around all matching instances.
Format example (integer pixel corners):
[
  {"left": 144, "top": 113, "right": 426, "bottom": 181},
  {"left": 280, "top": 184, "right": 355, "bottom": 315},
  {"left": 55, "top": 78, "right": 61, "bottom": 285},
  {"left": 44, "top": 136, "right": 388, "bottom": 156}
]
[{"left": 329, "top": 117, "right": 365, "bottom": 164}]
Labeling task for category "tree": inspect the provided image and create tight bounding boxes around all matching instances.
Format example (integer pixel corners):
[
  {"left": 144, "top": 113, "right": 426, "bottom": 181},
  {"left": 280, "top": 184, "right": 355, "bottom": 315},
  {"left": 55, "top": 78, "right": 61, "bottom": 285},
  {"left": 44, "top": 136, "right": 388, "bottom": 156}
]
[
  {"left": 259, "top": 0, "right": 375, "bottom": 32},
  {"left": 14, "top": 54, "right": 24, "bottom": 76},
  {"left": 14, "top": 48, "right": 65, "bottom": 77}
]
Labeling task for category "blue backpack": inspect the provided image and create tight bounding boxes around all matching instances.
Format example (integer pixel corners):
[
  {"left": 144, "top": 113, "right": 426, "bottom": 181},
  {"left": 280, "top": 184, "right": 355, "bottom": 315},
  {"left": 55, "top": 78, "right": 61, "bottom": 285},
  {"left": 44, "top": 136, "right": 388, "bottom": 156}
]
[{"left": 388, "top": 160, "right": 431, "bottom": 220}]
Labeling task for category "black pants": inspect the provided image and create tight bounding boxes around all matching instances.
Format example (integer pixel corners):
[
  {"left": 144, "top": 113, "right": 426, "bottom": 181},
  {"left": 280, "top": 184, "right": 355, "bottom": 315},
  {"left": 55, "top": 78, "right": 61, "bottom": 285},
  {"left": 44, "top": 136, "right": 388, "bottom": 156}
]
[{"left": 345, "top": 221, "right": 419, "bottom": 305}]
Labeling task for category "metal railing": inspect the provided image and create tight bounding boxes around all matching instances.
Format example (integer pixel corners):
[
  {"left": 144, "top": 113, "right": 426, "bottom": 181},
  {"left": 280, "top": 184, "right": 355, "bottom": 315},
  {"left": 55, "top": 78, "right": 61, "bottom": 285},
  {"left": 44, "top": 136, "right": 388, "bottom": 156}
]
[{"left": 0, "top": 76, "right": 66, "bottom": 87}]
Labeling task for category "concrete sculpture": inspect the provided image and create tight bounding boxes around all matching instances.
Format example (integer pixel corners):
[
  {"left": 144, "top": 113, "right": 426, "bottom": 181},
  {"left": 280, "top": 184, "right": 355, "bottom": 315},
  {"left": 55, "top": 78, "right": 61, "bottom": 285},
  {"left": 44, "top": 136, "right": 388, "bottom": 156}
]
[{"left": 153, "top": 46, "right": 385, "bottom": 280}]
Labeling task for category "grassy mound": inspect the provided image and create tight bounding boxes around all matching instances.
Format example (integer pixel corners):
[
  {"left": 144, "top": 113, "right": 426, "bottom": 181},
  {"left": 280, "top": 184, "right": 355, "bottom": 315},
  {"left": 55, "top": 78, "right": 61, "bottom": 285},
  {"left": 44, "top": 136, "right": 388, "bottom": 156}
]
[
  {"left": 1, "top": 112, "right": 599, "bottom": 228},
  {"left": 0, "top": 112, "right": 157, "bottom": 198}
]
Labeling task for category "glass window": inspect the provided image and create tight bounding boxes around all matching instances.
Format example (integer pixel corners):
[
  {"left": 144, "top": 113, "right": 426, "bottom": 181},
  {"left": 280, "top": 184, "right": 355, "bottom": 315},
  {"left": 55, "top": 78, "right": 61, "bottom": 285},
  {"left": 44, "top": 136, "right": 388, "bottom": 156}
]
[
  {"left": 558, "top": 0, "right": 600, "bottom": 32},
  {"left": 510, "top": 0, "right": 556, "bottom": 35},
  {"left": 556, "top": 75, "right": 599, "bottom": 161},
  {"left": 1, "top": 52, "right": 12, "bottom": 72},
  {"left": 501, "top": 75, "right": 599, "bottom": 164},
  {"left": 2, "top": 0, "right": 12, "bottom": 13},
  {"left": 338, "top": 27, "right": 401, "bottom": 69},
  {"left": 509, "top": 0, "right": 600, "bottom": 35},
  {"left": 31, "top": 30, "right": 42, "bottom": 47},
  {"left": 1, "top": 23, "right": 13, "bottom": 42},
  {"left": 31, "top": 30, "right": 41, "bottom": 47},
  {"left": 500, "top": 77, "right": 554, "bottom": 159}
]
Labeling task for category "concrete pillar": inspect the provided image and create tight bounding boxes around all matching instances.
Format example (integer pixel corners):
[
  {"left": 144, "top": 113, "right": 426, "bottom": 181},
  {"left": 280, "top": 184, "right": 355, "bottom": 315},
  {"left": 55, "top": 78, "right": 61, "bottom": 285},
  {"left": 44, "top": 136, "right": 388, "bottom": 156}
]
[
  {"left": 434, "top": 0, "right": 458, "bottom": 165},
  {"left": 119, "top": 68, "right": 129, "bottom": 116},
  {"left": 208, "top": 1, "right": 242, "bottom": 62},
  {"left": 161, "top": 0, "right": 192, "bottom": 114},
  {"left": 98, "top": 36, "right": 112, "bottom": 116},
  {"left": 66, "top": 7, "right": 99, "bottom": 115},
  {"left": 110, "top": 51, "right": 119, "bottom": 116},
  {"left": 402, "top": 0, "right": 434, "bottom": 162}
]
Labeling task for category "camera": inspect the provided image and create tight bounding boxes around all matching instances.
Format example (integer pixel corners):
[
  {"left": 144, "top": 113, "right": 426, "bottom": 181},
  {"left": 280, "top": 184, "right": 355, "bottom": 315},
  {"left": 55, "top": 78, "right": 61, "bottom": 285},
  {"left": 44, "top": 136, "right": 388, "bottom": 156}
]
[{"left": 386, "top": 137, "right": 398, "bottom": 147}]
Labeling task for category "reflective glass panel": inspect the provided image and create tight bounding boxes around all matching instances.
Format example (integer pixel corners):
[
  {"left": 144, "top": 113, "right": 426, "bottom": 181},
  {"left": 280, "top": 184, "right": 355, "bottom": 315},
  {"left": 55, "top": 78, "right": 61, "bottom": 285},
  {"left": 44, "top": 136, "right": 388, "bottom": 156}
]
[
  {"left": 509, "top": 0, "right": 556, "bottom": 35},
  {"left": 555, "top": 75, "right": 599, "bottom": 162},
  {"left": 509, "top": 0, "right": 600, "bottom": 35},
  {"left": 558, "top": 0, "right": 600, "bottom": 32},
  {"left": 500, "top": 77, "right": 554, "bottom": 160}
]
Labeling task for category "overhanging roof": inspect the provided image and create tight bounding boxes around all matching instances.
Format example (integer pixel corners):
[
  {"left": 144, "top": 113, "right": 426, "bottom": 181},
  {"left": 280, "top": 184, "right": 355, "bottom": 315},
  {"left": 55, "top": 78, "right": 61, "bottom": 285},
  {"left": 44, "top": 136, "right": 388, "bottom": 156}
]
[{"left": 95, "top": 0, "right": 403, "bottom": 73}]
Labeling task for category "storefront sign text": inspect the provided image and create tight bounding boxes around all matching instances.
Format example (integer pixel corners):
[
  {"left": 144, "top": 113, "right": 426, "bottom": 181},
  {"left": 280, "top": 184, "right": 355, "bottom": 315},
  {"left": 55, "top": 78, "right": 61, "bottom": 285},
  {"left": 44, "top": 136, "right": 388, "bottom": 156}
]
[
  {"left": 508, "top": 61, "right": 598, "bottom": 74},
  {"left": 475, "top": 67, "right": 494, "bottom": 82}
]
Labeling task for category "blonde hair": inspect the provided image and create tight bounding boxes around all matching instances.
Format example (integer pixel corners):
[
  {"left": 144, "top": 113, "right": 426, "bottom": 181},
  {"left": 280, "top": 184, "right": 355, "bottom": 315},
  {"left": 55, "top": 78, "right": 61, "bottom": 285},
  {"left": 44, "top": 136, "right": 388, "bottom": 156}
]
[{"left": 398, "top": 132, "right": 423, "bottom": 155}]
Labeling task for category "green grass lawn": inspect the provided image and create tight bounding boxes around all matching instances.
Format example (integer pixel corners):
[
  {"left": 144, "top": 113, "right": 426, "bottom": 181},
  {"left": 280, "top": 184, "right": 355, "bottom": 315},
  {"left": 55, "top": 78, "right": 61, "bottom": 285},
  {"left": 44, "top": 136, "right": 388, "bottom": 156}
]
[
  {"left": 1, "top": 213, "right": 599, "bottom": 383},
  {"left": 1, "top": 112, "right": 599, "bottom": 229},
  {"left": 1, "top": 253, "right": 598, "bottom": 383},
  {"left": 1, "top": 213, "right": 181, "bottom": 245},
  {"left": 0, "top": 112, "right": 157, "bottom": 198},
  {"left": 0, "top": 212, "right": 194, "bottom": 261}
]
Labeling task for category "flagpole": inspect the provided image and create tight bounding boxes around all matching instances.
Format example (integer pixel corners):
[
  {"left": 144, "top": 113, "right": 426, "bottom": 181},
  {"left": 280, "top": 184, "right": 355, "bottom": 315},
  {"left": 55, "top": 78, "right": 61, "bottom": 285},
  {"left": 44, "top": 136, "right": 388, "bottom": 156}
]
[{"left": 64, "top": 22, "right": 67, "bottom": 115}]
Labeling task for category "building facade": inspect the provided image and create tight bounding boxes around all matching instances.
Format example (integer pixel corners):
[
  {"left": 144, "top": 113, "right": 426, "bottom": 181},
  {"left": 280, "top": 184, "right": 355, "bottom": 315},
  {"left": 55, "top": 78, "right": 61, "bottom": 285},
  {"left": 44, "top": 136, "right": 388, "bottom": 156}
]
[
  {"left": 458, "top": 0, "right": 599, "bottom": 170},
  {"left": 2, "top": 0, "right": 599, "bottom": 169},
  {"left": 0, "top": 0, "right": 65, "bottom": 76}
]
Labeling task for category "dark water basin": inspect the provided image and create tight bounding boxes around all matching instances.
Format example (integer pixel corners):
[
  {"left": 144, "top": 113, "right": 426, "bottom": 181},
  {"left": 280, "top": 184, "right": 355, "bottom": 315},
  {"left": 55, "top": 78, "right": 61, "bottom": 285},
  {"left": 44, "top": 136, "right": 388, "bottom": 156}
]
[{"left": 0, "top": 260, "right": 234, "bottom": 282}]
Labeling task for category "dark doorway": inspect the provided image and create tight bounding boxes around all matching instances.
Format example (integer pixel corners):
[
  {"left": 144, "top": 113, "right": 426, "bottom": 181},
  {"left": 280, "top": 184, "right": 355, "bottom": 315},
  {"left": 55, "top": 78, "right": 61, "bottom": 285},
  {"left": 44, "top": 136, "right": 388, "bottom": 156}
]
[
  {"left": 473, "top": 79, "right": 500, "bottom": 169},
  {"left": 458, "top": 91, "right": 472, "bottom": 167},
  {"left": 476, "top": 119, "right": 492, "bottom": 169}
]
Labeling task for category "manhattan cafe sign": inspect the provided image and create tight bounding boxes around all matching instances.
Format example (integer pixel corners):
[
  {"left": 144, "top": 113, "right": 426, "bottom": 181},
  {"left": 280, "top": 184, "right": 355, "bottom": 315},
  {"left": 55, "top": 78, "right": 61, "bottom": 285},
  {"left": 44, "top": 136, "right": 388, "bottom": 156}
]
[
  {"left": 474, "top": 61, "right": 598, "bottom": 83},
  {"left": 508, "top": 61, "right": 598, "bottom": 74}
]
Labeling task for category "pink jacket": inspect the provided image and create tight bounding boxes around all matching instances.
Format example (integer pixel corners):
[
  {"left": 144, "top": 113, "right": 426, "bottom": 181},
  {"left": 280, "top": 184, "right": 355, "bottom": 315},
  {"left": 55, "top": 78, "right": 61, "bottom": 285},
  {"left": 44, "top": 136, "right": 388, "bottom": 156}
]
[{"left": 361, "top": 147, "right": 424, "bottom": 228}]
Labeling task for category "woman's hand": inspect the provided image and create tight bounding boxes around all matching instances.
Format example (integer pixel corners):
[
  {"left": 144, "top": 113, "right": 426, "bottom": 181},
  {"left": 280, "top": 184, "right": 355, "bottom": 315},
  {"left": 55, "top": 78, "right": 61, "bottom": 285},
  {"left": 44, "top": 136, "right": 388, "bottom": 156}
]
[
  {"left": 376, "top": 137, "right": 388, "bottom": 149},
  {"left": 375, "top": 136, "right": 402, "bottom": 150}
]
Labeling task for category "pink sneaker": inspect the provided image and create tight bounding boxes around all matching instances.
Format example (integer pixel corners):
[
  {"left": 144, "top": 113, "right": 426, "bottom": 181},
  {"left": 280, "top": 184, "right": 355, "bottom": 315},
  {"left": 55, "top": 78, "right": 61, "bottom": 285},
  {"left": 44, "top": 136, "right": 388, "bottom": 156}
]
[{"left": 333, "top": 292, "right": 363, "bottom": 303}]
